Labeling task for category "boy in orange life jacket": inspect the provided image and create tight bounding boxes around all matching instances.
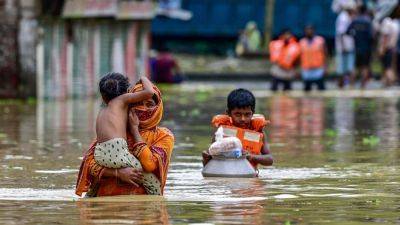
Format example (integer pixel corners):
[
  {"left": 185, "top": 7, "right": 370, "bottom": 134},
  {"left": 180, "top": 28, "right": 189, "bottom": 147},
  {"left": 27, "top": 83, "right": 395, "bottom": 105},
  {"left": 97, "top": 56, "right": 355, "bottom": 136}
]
[
  {"left": 202, "top": 89, "right": 273, "bottom": 168},
  {"left": 299, "top": 25, "right": 327, "bottom": 91}
]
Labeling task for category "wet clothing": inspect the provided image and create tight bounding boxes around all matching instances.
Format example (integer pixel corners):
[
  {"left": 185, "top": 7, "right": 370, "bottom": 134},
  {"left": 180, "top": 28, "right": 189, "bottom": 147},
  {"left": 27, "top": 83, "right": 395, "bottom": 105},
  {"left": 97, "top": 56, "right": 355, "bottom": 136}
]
[
  {"left": 335, "top": 11, "right": 355, "bottom": 53},
  {"left": 301, "top": 68, "right": 324, "bottom": 81},
  {"left": 76, "top": 84, "right": 174, "bottom": 197},
  {"left": 211, "top": 114, "right": 268, "bottom": 168},
  {"left": 211, "top": 115, "right": 267, "bottom": 133},
  {"left": 299, "top": 36, "right": 326, "bottom": 90},
  {"left": 355, "top": 52, "right": 372, "bottom": 67},
  {"left": 335, "top": 11, "right": 355, "bottom": 75},
  {"left": 94, "top": 138, "right": 161, "bottom": 195},
  {"left": 347, "top": 15, "right": 373, "bottom": 55},
  {"left": 336, "top": 51, "right": 355, "bottom": 75},
  {"left": 95, "top": 138, "right": 138, "bottom": 168},
  {"left": 269, "top": 37, "right": 300, "bottom": 91},
  {"left": 381, "top": 50, "right": 394, "bottom": 69},
  {"left": 299, "top": 36, "right": 326, "bottom": 70},
  {"left": 269, "top": 38, "right": 301, "bottom": 70},
  {"left": 270, "top": 64, "right": 296, "bottom": 81},
  {"left": 380, "top": 18, "right": 399, "bottom": 50},
  {"left": 347, "top": 15, "right": 373, "bottom": 67},
  {"left": 303, "top": 78, "right": 326, "bottom": 92},
  {"left": 271, "top": 76, "right": 293, "bottom": 91}
]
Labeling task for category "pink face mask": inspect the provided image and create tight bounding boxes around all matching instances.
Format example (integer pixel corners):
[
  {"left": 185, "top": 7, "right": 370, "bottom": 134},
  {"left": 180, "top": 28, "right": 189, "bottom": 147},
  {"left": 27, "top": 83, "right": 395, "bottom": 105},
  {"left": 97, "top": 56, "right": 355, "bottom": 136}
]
[{"left": 134, "top": 104, "right": 157, "bottom": 122}]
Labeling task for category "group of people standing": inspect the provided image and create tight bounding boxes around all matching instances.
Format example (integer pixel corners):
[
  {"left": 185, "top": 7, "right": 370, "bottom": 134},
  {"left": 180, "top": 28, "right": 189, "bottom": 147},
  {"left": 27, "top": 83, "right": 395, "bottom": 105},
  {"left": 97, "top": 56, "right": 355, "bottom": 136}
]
[
  {"left": 269, "top": 26, "right": 327, "bottom": 92},
  {"left": 334, "top": 0, "right": 400, "bottom": 88},
  {"left": 269, "top": 0, "right": 400, "bottom": 91}
]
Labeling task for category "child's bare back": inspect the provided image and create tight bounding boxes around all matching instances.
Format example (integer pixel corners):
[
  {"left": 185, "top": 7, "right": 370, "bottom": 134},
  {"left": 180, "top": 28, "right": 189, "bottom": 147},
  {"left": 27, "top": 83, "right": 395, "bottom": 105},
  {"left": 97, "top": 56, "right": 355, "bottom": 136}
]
[
  {"left": 95, "top": 73, "right": 154, "bottom": 143},
  {"left": 96, "top": 100, "right": 130, "bottom": 143}
]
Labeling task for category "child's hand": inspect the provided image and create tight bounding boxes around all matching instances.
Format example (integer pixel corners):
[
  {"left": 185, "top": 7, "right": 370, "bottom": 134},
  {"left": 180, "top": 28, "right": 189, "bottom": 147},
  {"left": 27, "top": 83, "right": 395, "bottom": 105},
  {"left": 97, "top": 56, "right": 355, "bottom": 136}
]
[
  {"left": 202, "top": 151, "right": 212, "bottom": 166},
  {"left": 246, "top": 154, "right": 254, "bottom": 163},
  {"left": 135, "top": 75, "right": 147, "bottom": 84},
  {"left": 129, "top": 108, "right": 140, "bottom": 127},
  {"left": 135, "top": 78, "right": 142, "bottom": 85}
]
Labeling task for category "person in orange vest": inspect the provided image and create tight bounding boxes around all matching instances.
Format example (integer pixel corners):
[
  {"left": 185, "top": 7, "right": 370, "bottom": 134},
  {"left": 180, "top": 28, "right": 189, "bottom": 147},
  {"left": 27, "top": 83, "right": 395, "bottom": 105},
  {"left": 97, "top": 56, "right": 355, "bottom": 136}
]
[
  {"left": 202, "top": 89, "right": 273, "bottom": 170},
  {"left": 299, "top": 25, "right": 328, "bottom": 91},
  {"left": 269, "top": 29, "right": 301, "bottom": 91}
]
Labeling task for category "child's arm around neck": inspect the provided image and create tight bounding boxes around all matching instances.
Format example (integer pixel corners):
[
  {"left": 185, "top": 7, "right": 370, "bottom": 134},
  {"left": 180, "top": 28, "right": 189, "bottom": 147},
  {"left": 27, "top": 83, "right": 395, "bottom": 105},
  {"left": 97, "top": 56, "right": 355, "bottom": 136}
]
[{"left": 117, "top": 76, "right": 155, "bottom": 105}]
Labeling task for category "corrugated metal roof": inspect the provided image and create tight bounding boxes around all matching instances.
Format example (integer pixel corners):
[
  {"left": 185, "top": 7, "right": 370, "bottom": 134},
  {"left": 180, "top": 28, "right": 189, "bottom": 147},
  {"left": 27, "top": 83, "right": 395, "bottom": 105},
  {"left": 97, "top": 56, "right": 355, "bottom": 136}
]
[
  {"left": 62, "top": 0, "right": 155, "bottom": 20},
  {"left": 117, "top": 1, "right": 155, "bottom": 20}
]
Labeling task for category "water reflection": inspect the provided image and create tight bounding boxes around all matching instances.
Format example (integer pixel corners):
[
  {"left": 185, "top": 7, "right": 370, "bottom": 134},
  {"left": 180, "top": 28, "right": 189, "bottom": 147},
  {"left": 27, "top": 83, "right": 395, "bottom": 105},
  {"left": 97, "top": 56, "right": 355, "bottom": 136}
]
[
  {"left": 36, "top": 99, "right": 100, "bottom": 151},
  {"left": 333, "top": 98, "right": 355, "bottom": 152},
  {"left": 269, "top": 95, "right": 325, "bottom": 154},
  {"left": 211, "top": 179, "right": 267, "bottom": 224},
  {"left": 270, "top": 95, "right": 300, "bottom": 140},
  {"left": 269, "top": 96, "right": 324, "bottom": 137},
  {"left": 211, "top": 201, "right": 265, "bottom": 225},
  {"left": 78, "top": 198, "right": 170, "bottom": 225},
  {"left": 376, "top": 98, "right": 399, "bottom": 150},
  {"left": 0, "top": 88, "right": 400, "bottom": 224}
]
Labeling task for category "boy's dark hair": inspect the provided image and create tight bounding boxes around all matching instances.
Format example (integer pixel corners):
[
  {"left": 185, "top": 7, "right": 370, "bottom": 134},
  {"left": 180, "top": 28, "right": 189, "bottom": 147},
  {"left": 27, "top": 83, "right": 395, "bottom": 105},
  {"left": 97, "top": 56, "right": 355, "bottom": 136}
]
[
  {"left": 227, "top": 88, "right": 256, "bottom": 113},
  {"left": 99, "top": 72, "right": 130, "bottom": 101}
]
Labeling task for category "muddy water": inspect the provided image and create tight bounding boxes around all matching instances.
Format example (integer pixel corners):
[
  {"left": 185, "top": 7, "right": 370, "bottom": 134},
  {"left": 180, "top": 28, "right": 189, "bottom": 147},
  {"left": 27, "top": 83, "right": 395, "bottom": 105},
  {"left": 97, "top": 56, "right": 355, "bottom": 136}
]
[{"left": 0, "top": 85, "right": 399, "bottom": 224}]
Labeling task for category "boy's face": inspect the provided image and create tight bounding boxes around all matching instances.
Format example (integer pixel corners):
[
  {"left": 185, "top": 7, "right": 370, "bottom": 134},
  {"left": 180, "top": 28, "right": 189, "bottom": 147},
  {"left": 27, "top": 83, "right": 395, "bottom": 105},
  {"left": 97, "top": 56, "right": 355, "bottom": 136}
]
[{"left": 227, "top": 107, "right": 253, "bottom": 129}]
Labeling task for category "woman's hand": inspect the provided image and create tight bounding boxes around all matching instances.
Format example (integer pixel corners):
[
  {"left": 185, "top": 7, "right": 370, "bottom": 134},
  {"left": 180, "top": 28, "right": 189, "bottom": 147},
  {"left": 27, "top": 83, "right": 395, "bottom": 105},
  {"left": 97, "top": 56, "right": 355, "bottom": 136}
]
[
  {"left": 129, "top": 108, "right": 140, "bottom": 128},
  {"left": 128, "top": 108, "right": 145, "bottom": 145},
  {"left": 117, "top": 167, "right": 143, "bottom": 187}
]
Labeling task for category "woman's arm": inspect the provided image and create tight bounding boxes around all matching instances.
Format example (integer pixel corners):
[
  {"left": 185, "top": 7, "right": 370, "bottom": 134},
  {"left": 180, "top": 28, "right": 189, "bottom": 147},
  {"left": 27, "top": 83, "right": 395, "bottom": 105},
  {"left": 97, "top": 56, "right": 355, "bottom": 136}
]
[
  {"left": 85, "top": 143, "right": 143, "bottom": 186},
  {"left": 128, "top": 110, "right": 160, "bottom": 172},
  {"left": 130, "top": 125, "right": 159, "bottom": 172}
]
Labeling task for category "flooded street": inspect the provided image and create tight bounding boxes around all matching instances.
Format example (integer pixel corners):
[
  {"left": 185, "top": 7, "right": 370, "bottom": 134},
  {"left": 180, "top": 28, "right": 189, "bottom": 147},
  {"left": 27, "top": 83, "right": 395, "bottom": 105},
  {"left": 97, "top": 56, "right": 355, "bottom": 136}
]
[{"left": 0, "top": 83, "right": 399, "bottom": 224}]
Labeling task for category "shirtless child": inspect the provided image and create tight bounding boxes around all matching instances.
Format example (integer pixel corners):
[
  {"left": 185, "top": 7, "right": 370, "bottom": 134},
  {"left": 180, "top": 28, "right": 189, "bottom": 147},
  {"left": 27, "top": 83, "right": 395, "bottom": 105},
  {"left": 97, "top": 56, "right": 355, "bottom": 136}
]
[{"left": 94, "top": 72, "right": 161, "bottom": 195}]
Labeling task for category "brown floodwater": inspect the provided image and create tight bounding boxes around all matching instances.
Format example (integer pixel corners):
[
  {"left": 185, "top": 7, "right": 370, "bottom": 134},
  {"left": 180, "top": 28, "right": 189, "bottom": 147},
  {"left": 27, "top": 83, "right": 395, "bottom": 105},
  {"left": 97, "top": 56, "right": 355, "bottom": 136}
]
[{"left": 0, "top": 84, "right": 399, "bottom": 224}]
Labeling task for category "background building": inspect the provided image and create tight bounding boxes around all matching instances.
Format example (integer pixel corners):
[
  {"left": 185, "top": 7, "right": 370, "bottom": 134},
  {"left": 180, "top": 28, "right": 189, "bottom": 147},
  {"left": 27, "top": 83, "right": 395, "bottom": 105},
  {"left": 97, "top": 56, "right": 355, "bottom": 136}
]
[
  {"left": 151, "top": 0, "right": 337, "bottom": 54},
  {"left": 37, "top": 0, "right": 154, "bottom": 98}
]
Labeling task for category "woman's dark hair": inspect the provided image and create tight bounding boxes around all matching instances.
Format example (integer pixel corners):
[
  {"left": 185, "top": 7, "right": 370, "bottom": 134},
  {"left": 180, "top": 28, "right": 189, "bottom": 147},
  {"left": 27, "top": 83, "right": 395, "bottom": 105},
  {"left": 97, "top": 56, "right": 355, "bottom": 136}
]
[
  {"left": 99, "top": 72, "right": 130, "bottom": 101},
  {"left": 227, "top": 88, "right": 256, "bottom": 113}
]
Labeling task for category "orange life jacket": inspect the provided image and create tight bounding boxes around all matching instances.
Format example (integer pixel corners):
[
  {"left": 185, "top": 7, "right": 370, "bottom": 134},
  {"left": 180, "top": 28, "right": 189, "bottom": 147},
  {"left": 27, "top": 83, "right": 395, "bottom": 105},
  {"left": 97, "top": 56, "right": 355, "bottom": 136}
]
[
  {"left": 269, "top": 38, "right": 301, "bottom": 70},
  {"left": 299, "top": 36, "right": 326, "bottom": 69},
  {"left": 211, "top": 114, "right": 268, "bottom": 155}
]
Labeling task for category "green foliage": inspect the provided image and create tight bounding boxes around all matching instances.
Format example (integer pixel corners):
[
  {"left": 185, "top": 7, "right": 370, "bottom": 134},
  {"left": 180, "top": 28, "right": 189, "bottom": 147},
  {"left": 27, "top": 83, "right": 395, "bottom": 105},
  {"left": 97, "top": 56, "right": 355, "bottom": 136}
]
[
  {"left": 189, "top": 108, "right": 201, "bottom": 117},
  {"left": 362, "top": 135, "right": 380, "bottom": 146},
  {"left": 324, "top": 129, "right": 337, "bottom": 138},
  {"left": 194, "top": 91, "right": 210, "bottom": 102},
  {"left": 27, "top": 97, "right": 37, "bottom": 105}
]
